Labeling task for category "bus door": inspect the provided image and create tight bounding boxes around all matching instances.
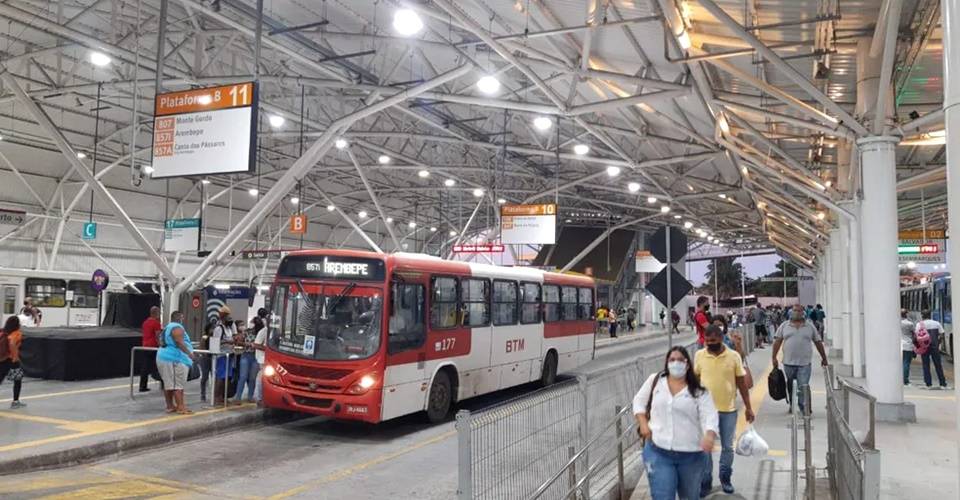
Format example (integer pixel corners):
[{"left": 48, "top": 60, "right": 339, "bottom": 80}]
[
  {"left": 382, "top": 274, "right": 430, "bottom": 420},
  {"left": 1, "top": 283, "right": 19, "bottom": 324}
]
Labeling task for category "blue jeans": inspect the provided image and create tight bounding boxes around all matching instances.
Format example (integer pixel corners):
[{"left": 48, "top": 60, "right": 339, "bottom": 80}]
[
  {"left": 642, "top": 442, "right": 705, "bottom": 500},
  {"left": 701, "top": 410, "right": 737, "bottom": 491},
  {"left": 921, "top": 331, "right": 947, "bottom": 387},
  {"left": 234, "top": 353, "right": 259, "bottom": 401},
  {"left": 902, "top": 351, "right": 915, "bottom": 384},
  {"left": 783, "top": 364, "right": 812, "bottom": 413}
]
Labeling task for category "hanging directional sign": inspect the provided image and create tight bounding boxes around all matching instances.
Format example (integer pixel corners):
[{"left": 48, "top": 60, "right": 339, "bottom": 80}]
[
  {"left": 649, "top": 225, "right": 687, "bottom": 264},
  {"left": 645, "top": 265, "right": 693, "bottom": 308},
  {"left": 82, "top": 221, "right": 97, "bottom": 240},
  {"left": 0, "top": 208, "right": 26, "bottom": 232},
  {"left": 289, "top": 214, "right": 308, "bottom": 234}
]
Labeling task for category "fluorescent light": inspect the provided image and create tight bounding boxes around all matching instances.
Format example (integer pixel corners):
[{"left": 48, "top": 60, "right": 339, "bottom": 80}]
[
  {"left": 326, "top": 204, "right": 336, "bottom": 211},
  {"left": 386, "top": 217, "right": 394, "bottom": 223},
  {"left": 248, "top": 188, "right": 259, "bottom": 196},
  {"left": 76, "top": 152, "right": 86, "bottom": 159},
  {"left": 418, "top": 169, "right": 430, "bottom": 178},
  {"left": 533, "top": 116, "right": 552, "bottom": 131},
  {"left": 627, "top": 182, "right": 641, "bottom": 193},
  {"left": 719, "top": 193, "right": 727, "bottom": 199},
  {"left": 448, "top": 230, "right": 457, "bottom": 237},
  {"left": 817, "top": 211, "right": 826, "bottom": 220},
  {"left": 89, "top": 51, "right": 111, "bottom": 66},
  {"left": 142, "top": 165, "right": 155, "bottom": 174},
  {"left": 335, "top": 138, "right": 348, "bottom": 149},
  {"left": 358, "top": 211, "right": 368, "bottom": 219},
  {"left": 378, "top": 155, "right": 391, "bottom": 164},
  {"left": 197, "top": 94, "right": 212, "bottom": 105},
  {"left": 647, "top": 196, "right": 657, "bottom": 204},
  {"left": 573, "top": 144, "right": 590, "bottom": 155},
  {"left": 660, "top": 205, "right": 671, "bottom": 214},
  {"left": 408, "top": 221, "right": 417, "bottom": 228},
  {"left": 606, "top": 166, "right": 621, "bottom": 177},
  {"left": 684, "top": 221, "right": 694, "bottom": 229},
  {"left": 928, "top": 129, "right": 946, "bottom": 138},
  {"left": 213, "top": 283, "right": 230, "bottom": 290},
  {"left": 677, "top": 30, "right": 692, "bottom": 50},
  {"left": 290, "top": 197, "right": 299, "bottom": 205},
  {"left": 444, "top": 179, "right": 456, "bottom": 187},
  {"left": 201, "top": 179, "right": 211, "bottom": 185},
  {"left": 476, "top": 75, "right": 501, "bottom": 95},
  {"left": 430, "top": 226, "right": 437, "bottom": 232},
  {"left": 473, "top": 188, "right": 484, "bottom": 197},
  {"left": 268, "top": 115, "right": 285, "bottom": 128},
  {"left": 393, "top": 9, "right": 423, "bottom": 36},
  {"left": 673, "top": 214, "right": 682, "bottom": 219},
  {"left": 497, "top": 198, "right": 507, "bottom": 205}
]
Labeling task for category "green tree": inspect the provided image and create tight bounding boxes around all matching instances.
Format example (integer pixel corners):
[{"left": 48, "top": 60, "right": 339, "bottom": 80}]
[
  {"left": 746, "top": 259, "right": 798, "bottom": 296},
  {"left": 703, "top": 256, "right": 748, "bottom": 299}
]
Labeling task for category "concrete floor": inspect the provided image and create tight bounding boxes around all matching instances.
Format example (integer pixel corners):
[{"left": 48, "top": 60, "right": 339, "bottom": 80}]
[{"left": 0, "top": 329, "right": 696, "bottom": 499}]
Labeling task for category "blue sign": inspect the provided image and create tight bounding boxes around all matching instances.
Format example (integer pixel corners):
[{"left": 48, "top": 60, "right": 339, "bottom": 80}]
[
  {"left": 82, "top": 221, "right": 97, "bottom": 240},
  {"left": 204, "top": 286, "right": 252, "bottom": 299},
  {"left": 91, "top": 269, "right": 109, "bottom": 291}
]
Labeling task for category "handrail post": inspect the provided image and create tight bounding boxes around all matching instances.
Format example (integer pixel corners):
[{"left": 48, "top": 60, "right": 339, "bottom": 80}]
[
  {"left": 790, "top": 383, "right": 799, "bottom": 500},
  {"left": 567, "top": 446, "right": 577, "bottom": 500},
  {"left": 615, "top": 405, "right": 625, "bottom": 500},
  {"left": 802, "top": 384, "right": 814, "bottom": 500},
  {"left": 129, "top": 346, "right": 137, "bottom": 400},
  {"left": 456, "top": 410, "right": 473, "bottom": 500},
  {"left": 577, "top": 374, "right": 590, "bottom": 497}
]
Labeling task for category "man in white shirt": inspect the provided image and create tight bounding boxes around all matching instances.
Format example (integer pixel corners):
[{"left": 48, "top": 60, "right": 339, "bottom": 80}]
[
  {"left": 771, "top": 305, "right": 829, "bottom": 413},
  {"left": 210, "top": 306, "right": 237, "bottom": 406},
  {"left": 915, "top": 309, "right": 948, "bottom": 389},
  {"left": 900, "top": 309, "right": 916, "bottom": 386}
]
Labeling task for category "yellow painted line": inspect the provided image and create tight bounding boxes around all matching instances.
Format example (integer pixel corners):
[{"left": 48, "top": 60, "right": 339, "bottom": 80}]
[
  {"left": 735, "top": 358, "right": 775, "bottom": 439},
  {"left": 99, "top": 468, "right": 263, "bottom": 500},
  {"left": 267, "top": 429, "right": 458, "bottom": 499},
  {"left": 0, "top": 383, "right": 129, "bottom": 403},
  {"left": 0, "top": 411, "right": 77, "bottom": 426},
  {"left": 0, "top": 476, "right": 117, "bottom": 494},
  {"left": 34, "top": 479, "right": 179, "bottom": 500}
]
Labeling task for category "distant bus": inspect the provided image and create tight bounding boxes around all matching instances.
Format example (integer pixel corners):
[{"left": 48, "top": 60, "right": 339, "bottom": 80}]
[
  {"left": 261, "top": 250, "right": 597, "bottom": 423},
  {"left": 0, "top": 274, "right": 102, "bottom": 327},
  {"left": 901, "top": 275, "right": 953, "bottom": 360}
]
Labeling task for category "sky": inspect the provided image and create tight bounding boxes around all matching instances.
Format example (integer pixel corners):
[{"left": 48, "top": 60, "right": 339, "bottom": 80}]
[{"left": 686, "top": 253, "right": 783, "bottom": 287}]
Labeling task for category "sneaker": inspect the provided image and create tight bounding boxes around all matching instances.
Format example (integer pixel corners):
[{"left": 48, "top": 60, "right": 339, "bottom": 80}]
[
  {"left": 721, "top": 482, "right": 735, "bottom": 494},
  {"left": 903, "top": 382, "right": 911, "bottom": 387},
  {"left": 139, "top": 387, "right": 151, "bottom": 393},
  {"left": 10, "top": 401, "right": 25, "bottom": 409},
  {"left": 941, "top": 385, "right": 951, "bottom": 390},
  {"left": 921, "top": 385, "right": 931, "bottom": 390},
  {"left": 931, "top": 385, "right": 943, "bottom": 391}
]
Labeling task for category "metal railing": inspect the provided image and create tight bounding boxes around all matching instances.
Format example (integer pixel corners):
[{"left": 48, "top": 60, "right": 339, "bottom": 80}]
[
  {"left": 823, "top": 365, "right": 881, "bottom": 500},
  {"left": 788, "top": 382, "right": 815, "bottom": 500},
  {"left": 128, "top": 346, "right": 231, "bottom": 403},
  {"left": 456, "top": 342, "right": 696, "bottom": 500}
]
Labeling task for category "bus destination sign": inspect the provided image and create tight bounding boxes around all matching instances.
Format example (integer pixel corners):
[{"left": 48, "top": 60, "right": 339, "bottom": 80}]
[{"left": 277, "top": 255, "right": 386, "bottom": 281}]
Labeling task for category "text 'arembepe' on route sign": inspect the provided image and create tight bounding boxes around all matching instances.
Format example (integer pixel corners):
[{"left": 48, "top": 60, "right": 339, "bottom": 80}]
[{"left": 151, "top": 82, "right": 258, "bottom": 179}]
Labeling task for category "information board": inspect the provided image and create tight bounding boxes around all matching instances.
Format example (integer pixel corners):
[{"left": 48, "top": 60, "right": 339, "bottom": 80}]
[
  {"left": 898, "top": 239, "right": 946, "bottom": 264},
  {"left": 0, "top": 208, "right": 26, "bottom": 232},
  {"left": 635, "top": 250, "right": 665, "bottom": 273},
  {"left": 151, "top": 82, "right": 258, "bottom": 179},
  {"left": 164, "top": 218, "right": 202, "bottom": 252},
  {"left": 500, "top": 203, "right": 556, "bottom": 245}
]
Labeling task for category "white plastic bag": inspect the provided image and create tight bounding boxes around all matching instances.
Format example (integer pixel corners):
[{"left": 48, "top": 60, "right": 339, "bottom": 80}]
[{"left": 735, "top": 425, "right": 769, "bottom": 457}]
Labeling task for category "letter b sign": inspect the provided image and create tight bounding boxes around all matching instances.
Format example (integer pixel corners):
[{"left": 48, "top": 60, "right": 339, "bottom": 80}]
[{"left": 289, "top": 214, "right": 307, "bottom": 235}]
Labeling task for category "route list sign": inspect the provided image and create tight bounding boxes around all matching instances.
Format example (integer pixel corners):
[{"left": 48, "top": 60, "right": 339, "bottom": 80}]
[
  {"left": 151, "top": 82, "right": 258, "bottom": 179},
  {"left": 500, "top": 203, "right": 557, "bottom": 245}
]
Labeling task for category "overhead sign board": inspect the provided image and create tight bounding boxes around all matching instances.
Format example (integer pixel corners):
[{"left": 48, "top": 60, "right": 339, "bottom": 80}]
[
  {"left": 899, "top": 229, "right": 947, "bottom": 240},
  {"left": 82, "top": 221, "right": 97, "bottom": 240},
  {"left": 453, "top": 244, "right": 505, "bottom": 253},
  {"left": 760, "top": 276, "right": 814, "bottom": 283},
  {"left": 164, "top": 218, "right": 201, "bottom": 252},
  {"left": 290, "top": 214, "right": 307, "bottom": 234},
  {"left": 898, "top": 238, "right": 946, "bottom": 264},
  {"left": 0, "top": 208, "right": 26, "bottom": 232},
  {"left": 500, "top": 203, "right": 556, "bottom": 245},
  {"left": 151, "top": 82, "right": 258, "bottom": 179},
  {"left": 635, "top": 250, "right": 666, "bottom": 273}
]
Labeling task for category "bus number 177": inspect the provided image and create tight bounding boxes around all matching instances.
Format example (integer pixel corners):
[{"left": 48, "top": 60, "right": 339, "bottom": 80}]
[{"left": 435, "top": 338, "right": 456, "bottom": 352}]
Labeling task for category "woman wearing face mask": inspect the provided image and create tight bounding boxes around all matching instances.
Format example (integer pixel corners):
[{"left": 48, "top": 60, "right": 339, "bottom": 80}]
[{"left": 634, "top": 346, "right": 719, "bottom": 499}]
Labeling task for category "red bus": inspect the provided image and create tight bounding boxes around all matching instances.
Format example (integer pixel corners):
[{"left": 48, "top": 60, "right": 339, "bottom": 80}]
[{"left": 261, "top": 250, "right": 596, "bottom": 423}]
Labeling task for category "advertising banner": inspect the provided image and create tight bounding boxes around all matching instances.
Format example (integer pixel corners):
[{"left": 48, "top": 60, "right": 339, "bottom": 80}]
[{"left": 500, "top": 203, "right": 556, "bottom": 245}]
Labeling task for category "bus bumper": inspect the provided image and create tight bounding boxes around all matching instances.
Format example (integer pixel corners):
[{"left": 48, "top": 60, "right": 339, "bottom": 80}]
[{"left": 262, "top": 383, "right": 382, "bottom": 423}]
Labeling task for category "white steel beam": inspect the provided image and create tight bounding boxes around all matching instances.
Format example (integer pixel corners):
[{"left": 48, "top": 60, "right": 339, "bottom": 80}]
[{"left": 346, "top": 148, "right": 402, "bottom": 250}]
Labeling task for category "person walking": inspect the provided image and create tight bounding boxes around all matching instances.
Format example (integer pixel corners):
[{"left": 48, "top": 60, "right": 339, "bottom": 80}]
[
  {"left": 694, "top": 296, "right": 711, "bottom": 351},
  {"left": 156, "top": 311, "right": 195, "bottom": 414},
  {"left": 771, "top": 304, "right": 829, "bottom": 413},
  {"left": 608, "top": 308, "right": 619, "bottom": 338},
  {"left": 900, "top": 309, "right": 916, "bottom": 386},
  {"left": 634, "top": 346, "right": 718, "bottom": 500},
  {"left": 659, "top": 309, "right": 666, "bottom": 328},
  {"left": 0, "top": 316, "right": 25, "bottom": 408},
  {"left": 915, "top": 309, "right": 949, "bottom": 389},
  {"left": 671, "top": 310, "right": 681, "bottom": 334},
  {"left": 695, "top": 325, "right": 754, "bottom": 496},
  {"left": 753, "top": 306, "right": 768, "bottom": 348},
  {"left": 139, "top": 306, "right": 163, "bottom": 393},
  {"left": 627, "top": 308, "right": 637, "bottom": 332},
  {"left": 233, "top": 318, "right": 260, "bottom": 404}
]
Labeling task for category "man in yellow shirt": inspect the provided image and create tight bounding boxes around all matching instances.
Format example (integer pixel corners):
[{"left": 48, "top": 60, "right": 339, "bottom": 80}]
[{"left": 695, "top": 325, "right": 755, "bottom": 496}]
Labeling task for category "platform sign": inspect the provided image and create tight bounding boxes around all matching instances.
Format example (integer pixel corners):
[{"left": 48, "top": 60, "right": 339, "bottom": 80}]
[
  {"left": 898, "top": 239, "right": 946, "bottom": 264},
  {"left": 500, "top": 203, "right": 556, "bottom": 245},
  {"left": 0, "top": 208, "right": 26, "bottom": 232},
  {"left": 82, "top": 221, "right": 97, "bottom": 240},
  {"left": 151, "top": 82, "right": 258, "bottom": 179},
  {"left": 290, "top": 214, "right": 307, "bottom": 234},
  {"left": 452, "top": 244, "right": 505, "bottom": 253},
  {"left": 91, "top": 269, "right": 109, "bottom": 292},
  {"left": 164, "top": 218, "right": 201, "bottom": 252}
]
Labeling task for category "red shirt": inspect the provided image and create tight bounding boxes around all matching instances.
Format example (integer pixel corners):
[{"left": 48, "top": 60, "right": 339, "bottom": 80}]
[
  {"left": 142, "top": 317, "right": 162, "bottom": 348},
  {"left": 695, "top": 310, "right": 709, "bottom": 346}
]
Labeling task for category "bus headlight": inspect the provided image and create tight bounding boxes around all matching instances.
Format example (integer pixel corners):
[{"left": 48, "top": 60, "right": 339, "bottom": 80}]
[
  {"left": 263, "top": 365, "right": 276, "bottom": 377},
  {"left": 346, "top": 374, "right": 377, "bottom": 395}
]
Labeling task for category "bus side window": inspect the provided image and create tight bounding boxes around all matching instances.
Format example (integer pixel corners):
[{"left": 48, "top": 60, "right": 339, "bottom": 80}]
[
  {"left": 578, "top": 288, "right": 594, "bottom": 320},
  {"left": 431, "top": 276, "right": 459, "bottom": 329},
  {"left": 521, "top": 282, "right": 541, "bottom": 324},
  {"left": 389, "top": 281, "right": 426, "bottom": 354}
]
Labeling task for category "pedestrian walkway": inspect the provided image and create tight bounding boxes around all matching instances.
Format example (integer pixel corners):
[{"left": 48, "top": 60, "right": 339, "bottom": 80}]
[
  {"left": 594, "top": 323, "right": 691, "bottom": 348},
  {"left": 630, "top": 340, "right": 958, "bottom": 499}
]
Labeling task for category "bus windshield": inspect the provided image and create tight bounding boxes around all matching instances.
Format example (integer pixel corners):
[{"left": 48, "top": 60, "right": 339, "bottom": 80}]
[{"left": 270, "top": 283, "right": 383, "bottom": 361}]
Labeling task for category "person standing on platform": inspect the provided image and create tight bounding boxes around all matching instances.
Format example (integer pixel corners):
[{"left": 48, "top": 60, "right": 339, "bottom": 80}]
[
  {"left": 233, "top": 318, "right": 260, "bottom": 404},
  {"left": 915, "top": 309, "right": 949, "bottom": 390},
  {"left": 634, "top": 346, "right": 718, "bottom": 500},
  {"left": 627, "top": 308, "right": 637, "bottom": 332},
  {"left": 695, "top": 325, "right": 754, "bottom": 496},
  {"left": 772, "top": 305, "right": 829, "bottom": 413},
  {"left": 608, "top": 308, "right": 619, "bottom": 338},
  {"left": 156, "top": 311, "right": 195, "bottom": 414},
  {"left": 0, "top": 316, "right": 25, "bottom": 408},
  {"left": 671, "top": 310, "right": 681, "bottom": 334},
  {"left": 900, "top": 309, "right": 917, "bottom": 386},
  {"left": 139, "top": 306, "right": 163, "bottom": 393},
  {"left": 659, "top": 309, "right": 666, "bottom": 328},
  {"left": 753, "top": 306, "right": 768, "bottom": 348},
  {"left": 694, "top": 296, "right": 711, "bottom": 351},
  {"left": 210, "top": 306, "right": 237, "bottom": 406}
]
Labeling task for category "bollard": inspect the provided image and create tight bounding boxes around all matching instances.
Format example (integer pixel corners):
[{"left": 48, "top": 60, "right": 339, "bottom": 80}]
[
  {"left": 615, "top": 405, "right": 625, "bottom": 500},
  {"left": 803, "top": 385, "right": 814, "bottom": 500}
]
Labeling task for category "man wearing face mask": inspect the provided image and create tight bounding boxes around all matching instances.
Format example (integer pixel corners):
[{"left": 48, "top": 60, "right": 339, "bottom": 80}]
[
  {"left": 772, "top": 304, "right": 828, "bottom": 414},
  {"left": 694, "top": 296, "right": 711, "bottom": 352},
  {"left": 695, "top": 324, "right": 754, "bottom": 496}
]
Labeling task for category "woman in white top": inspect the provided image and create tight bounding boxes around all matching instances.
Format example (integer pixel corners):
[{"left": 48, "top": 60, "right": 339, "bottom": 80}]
[{"left": 633, "top": 346, "right": 719, "bottom": 500}]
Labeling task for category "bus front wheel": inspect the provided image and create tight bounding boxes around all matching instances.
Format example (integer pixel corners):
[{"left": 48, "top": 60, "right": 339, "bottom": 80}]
[
  {"left": 426, "top": 371, "right": 452, "bottom": 423},
  {"left": 540, "top": 352, "right": 558, "bottom": 387}
]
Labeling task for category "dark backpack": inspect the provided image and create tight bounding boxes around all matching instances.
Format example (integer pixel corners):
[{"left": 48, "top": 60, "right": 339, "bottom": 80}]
[
  {"left": 768, "top": 367, "right": 787, "bottom": 401},
  {"left": 0, "top": 331, "right": 9, "bottom": 361}
]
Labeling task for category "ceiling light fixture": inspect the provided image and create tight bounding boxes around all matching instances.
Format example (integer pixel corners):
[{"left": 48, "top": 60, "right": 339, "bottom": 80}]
[
  {"left": 358, "top": 211, "right": 368, "bottom": 219},
  {"left": 660, "top": 205, "right": 671, "bottom": 214},
  {"left": 142, "top": 165, "right": 155, "bottom": 174},
  {"left": 573, "top": 144, "right": 590, "bottom": 155},
  {"left": 393, "top": 9, "right": 424, "bottom": 36},
  {"left": 497, "top": 198, "right": 506, "bottom": 205},
  {"left": 684, "top": 221, "right": 694, "bottom": 229},
  {"left": 76, "top": 152, "right": 86, "bottom": 159},
  {"left": 473, "top": 188, "right": 484, "bottom": 197},
  {"left": 248, "top": 188, "right": 259, "bottom": 196},
  {"left": 448, "top": 230, "right": 457, "bottom": 237},
  {"left": 378, "top": 155, "right": 391, "bottom": 164},
  {"left": 408, "top": 221, "right": 417, "bottom": 228},
  {"left": 289, "top": 196, "right": 300, "bottom": 205},
  {"left": 326, "top": 204, "right": 336, "bottom": 211},
  {"left": 201, "top": 179, "right": 211, "bottom": 185},
  {"left": 430, "top": 226, "right": 437, "bottom": 232},
  {"left": 444, "top": 179, "right": 456, "bottom": 187},
  {"left": 627, "top": 182, "right": 641, "bottom": 193},
  {"left": 268, "top": 115, "right": 285, "bottom": 128},
  {"left": 647, "top": 196, "right": 657, "bottom": 204},
  {"left": 89, "top": 51, "right": 111, "bottom": 66},
  {"left": 386, "top": 217, "right": 393, "bottom": 223},
  {"left": 533, "top": 116, "right": 552, "bottom": 131},
  {"left": 335, "top": 138, "right": 348, "bottom": 149},
  {"left": 606, "top": 166, "right": 621, "bottom": 177},
  {"left": 817, "top": 211, "right": 826, "bottom": 220},
  {"left": 418, "top": 169, "right": 430, "bottom": 178},
  {"left": 476, "top": 75, "right": 501, "bottom": 95}
]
